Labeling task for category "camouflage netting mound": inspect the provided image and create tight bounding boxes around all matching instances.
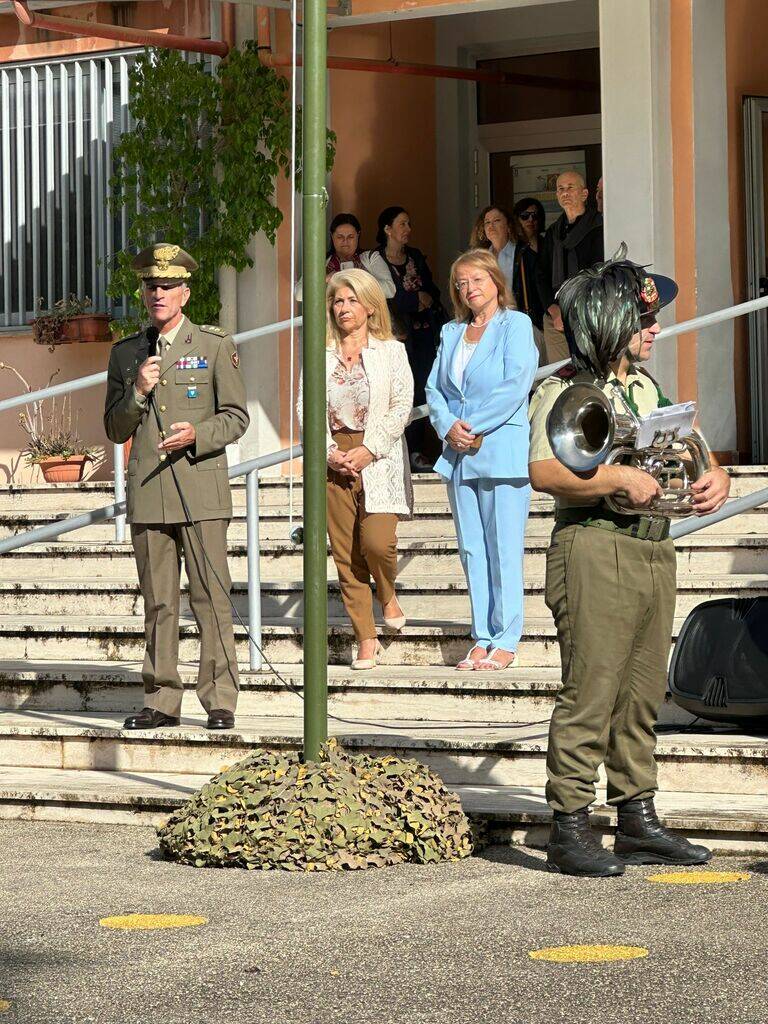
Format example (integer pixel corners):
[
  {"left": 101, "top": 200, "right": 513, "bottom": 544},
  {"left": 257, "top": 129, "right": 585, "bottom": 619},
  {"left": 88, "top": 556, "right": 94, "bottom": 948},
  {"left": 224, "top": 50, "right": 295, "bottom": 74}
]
[{"left": 157, "top": 739, "right": 473, "bottom": 871}]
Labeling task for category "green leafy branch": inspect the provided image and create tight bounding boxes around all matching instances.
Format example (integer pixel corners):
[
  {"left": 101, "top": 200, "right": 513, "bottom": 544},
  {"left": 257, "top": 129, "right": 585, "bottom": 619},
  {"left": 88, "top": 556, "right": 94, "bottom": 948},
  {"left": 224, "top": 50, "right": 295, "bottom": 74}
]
[{"left": 108, "top": 44, "right": 336, "bottom": 332}]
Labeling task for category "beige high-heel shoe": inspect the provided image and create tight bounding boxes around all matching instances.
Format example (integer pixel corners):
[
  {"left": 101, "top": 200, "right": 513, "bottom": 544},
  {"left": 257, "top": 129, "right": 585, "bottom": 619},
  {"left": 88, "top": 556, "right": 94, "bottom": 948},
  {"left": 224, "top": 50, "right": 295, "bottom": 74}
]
[
  {"left": 382, "top": 599, "right": 406, "bottom": 632},
  {"left": 351, "top": 640, "right": 384, "bottom": 671}
]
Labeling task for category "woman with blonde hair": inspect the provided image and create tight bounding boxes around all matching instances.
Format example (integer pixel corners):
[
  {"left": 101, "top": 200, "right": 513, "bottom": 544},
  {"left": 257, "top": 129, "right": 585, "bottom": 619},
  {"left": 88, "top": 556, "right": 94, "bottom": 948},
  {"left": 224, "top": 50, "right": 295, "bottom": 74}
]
[
  {"left": 300, "top": 269, "right": 414, "bottom": 670},
  {"left": 426, "top": 249, "right": 538, "bottom": 671}
]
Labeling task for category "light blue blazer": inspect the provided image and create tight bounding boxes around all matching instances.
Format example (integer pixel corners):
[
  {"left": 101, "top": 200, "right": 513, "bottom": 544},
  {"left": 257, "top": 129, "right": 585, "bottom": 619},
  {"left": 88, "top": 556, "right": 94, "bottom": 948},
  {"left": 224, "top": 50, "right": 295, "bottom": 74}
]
[{"left": 426, "top": 309, "right": 538, "bottom": 481}]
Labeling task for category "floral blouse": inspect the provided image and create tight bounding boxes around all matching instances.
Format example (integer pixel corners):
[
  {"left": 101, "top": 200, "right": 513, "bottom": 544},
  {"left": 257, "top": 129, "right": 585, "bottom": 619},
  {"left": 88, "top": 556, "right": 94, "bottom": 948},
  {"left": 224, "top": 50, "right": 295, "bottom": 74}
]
[{"left": 328, "top": 356, "right": 370, "bottom": 433}]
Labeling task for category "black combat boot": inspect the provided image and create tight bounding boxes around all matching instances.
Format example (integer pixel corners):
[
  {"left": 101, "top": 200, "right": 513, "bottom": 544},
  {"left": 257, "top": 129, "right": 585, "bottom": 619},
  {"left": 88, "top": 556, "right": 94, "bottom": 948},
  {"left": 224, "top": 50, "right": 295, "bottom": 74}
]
[
  {"left": 614, "top": 797, "right": 712, "bottom": 866},
  {"left": 547, "top": 808, "right": 626, "bottom": 877}
]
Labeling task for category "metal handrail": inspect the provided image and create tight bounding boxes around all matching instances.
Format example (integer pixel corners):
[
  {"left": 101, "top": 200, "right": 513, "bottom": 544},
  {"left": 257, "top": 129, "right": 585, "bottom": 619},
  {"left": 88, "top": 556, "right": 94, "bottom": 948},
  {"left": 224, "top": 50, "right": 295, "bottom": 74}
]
[
  {"left": 0, "top": 316, "right": 304, "bottom": 415},
  {"left": 2, "top": 297, "right": 768, "bottom": 669}
]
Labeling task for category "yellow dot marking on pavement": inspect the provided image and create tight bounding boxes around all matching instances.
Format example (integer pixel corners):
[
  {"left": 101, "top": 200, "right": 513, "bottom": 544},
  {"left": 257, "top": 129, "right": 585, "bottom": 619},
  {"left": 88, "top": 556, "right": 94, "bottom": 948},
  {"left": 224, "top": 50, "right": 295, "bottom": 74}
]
[
  {"left": 645, "top": 871, "right": 750, "bottom": 885},
  {"left": 99, "top": 914, "right": 208, "bottom": 931},
  {"left": 529, "top": 945, "right": 649, "bottom": 963},
  {"left": 0, "top": 1000, "right": 10, "bottom": 1012}
]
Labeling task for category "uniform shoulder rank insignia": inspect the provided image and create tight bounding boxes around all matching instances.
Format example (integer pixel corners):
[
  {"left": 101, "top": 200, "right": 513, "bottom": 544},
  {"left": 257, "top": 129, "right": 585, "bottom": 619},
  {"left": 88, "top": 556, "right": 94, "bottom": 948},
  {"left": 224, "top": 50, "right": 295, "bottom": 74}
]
[
  {"left": 554, "top": 363, "right": 578, "bottom": 380},
  {"left": 231, "top": 350, "right": 239, "bottom": 368},
  {"left": 200, "top": 324, "right": 226, "bottom": 336}
]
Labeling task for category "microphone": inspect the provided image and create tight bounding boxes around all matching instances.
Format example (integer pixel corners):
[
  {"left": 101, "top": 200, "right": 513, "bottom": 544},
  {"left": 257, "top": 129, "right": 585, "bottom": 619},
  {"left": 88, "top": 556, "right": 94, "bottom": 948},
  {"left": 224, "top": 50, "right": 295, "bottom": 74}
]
[{"left": 146, "top": 325, "right": 160, "bottom": 359}]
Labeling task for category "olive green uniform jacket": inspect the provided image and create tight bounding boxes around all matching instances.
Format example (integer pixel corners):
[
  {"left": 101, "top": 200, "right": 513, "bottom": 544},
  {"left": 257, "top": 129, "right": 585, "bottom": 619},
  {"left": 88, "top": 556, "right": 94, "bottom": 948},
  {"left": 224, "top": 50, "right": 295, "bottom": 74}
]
[{"left": 104, "top": 318, "right": 249, "bottom": 524}]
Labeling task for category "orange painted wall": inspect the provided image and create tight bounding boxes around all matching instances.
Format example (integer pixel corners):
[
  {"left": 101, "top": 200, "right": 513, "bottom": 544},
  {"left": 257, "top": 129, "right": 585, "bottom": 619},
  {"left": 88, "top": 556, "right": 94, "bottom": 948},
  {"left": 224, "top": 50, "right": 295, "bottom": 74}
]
[
  {"left": 669, "top": 0, "right": 697, "bottom": 407},
  {"left": 327, "top": 19, "right": 438, "bottom": 265},
  {"left": 725, "top": 0, "right": 768, "bottom": 458}
]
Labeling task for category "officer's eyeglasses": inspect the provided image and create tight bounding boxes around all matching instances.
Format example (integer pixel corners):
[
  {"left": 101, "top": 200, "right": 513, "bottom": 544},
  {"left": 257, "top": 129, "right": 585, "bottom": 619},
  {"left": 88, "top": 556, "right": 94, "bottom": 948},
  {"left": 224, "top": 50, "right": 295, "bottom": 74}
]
[{"left": 639, "top": 313, "right": 658, "bottom": 330}]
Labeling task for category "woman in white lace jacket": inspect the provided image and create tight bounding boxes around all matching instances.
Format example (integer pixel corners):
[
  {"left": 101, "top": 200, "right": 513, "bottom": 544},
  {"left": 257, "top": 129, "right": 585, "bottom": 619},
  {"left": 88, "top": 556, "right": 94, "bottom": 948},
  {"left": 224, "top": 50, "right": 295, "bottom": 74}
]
[{"left": 298, "top": 269, "right": 414, "bottom": 670}]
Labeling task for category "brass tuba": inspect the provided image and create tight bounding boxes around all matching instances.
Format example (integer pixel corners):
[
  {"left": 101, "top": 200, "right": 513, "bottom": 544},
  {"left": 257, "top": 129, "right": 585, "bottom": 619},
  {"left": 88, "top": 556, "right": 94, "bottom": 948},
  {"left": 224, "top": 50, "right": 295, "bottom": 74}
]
[{"left": 545, "top": 381, "right": 710, "bottom": 517}]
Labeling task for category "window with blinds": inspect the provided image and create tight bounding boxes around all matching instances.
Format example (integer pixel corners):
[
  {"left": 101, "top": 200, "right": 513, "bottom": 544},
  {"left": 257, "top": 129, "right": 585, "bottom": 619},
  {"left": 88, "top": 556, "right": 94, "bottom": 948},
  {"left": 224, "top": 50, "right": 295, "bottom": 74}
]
[{"left": 0, "top": 50, "right": 140, "bottom": 329}]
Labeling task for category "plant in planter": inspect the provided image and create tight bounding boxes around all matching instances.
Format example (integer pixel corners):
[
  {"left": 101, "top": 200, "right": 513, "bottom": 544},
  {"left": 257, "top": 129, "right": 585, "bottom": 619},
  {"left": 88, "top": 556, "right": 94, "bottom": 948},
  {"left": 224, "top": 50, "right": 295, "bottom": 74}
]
[
  {"left": 0, "top": 363, "right": 104, "bottom": 483},
  {"left": 31, "top": 295, "right": 112, "bottom": 349}
]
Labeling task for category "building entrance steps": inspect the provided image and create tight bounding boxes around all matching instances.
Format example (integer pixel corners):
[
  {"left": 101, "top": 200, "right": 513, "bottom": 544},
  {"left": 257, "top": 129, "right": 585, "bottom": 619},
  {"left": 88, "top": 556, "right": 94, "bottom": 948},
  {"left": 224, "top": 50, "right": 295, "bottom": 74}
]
[{"left": 0, "top": 468, "right": 766, "bottom": 843}]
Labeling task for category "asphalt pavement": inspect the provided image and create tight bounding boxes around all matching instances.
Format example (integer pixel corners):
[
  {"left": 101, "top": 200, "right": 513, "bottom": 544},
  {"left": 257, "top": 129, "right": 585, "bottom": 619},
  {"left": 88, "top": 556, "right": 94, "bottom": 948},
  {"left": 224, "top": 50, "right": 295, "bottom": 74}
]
[{"left": 0, "top": 820, "right": 766, "bottom": 1024}]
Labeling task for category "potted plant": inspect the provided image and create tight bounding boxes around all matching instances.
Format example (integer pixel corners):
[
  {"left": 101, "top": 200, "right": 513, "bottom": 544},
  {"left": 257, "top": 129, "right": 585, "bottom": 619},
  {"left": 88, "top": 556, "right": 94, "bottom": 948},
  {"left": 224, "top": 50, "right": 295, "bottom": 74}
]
[
  {"left": 0, "top": 363, "right": 103, "bottom": 483},
  {"left": 31, "top": 295, "right": 112, "bottom": 347}
]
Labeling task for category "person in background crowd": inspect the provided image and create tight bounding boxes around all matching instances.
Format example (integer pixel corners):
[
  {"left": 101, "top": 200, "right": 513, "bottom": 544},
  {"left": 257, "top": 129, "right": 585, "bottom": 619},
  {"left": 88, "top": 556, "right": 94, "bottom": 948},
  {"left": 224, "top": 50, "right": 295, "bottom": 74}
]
[
  {"left": 299, "top": 269, "right": 413, "bottom": 671},
  {"left": 535, "top": 171, "right": 604, "bottom": 364},
  {"left": 426, "top": 249, "right": 537, "bottom": 671},
  {"left": 295, "top": 213, "right": 395, "bottom": 302},
  {"left": 470, "top": 204, "right": 544, "bottom": 355},
  {"left": 513, "top": 196, "right": 546, "bottom": 254},
  {"left": 595, "top": 176, "right": 604, "bottom": 214},
  {"left": 377, "top": 206, "right": 444, "bottom": 472}
]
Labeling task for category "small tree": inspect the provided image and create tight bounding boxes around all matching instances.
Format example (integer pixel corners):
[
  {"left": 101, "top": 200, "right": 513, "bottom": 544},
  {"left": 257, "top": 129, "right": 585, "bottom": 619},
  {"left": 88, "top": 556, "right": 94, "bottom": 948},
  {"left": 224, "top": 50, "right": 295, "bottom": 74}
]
[{"left": 108, "top": 45, "right": 335, "bottom": 331}]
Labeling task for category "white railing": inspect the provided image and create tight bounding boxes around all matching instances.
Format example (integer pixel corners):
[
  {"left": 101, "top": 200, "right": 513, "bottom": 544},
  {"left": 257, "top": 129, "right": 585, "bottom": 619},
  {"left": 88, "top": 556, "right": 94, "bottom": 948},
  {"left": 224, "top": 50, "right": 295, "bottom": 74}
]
[
  {"left": 1, "top": 298, "right": 768, "bottom": 670},
  {"left": 0, "top": 315, "right": 303, "bottom": 542}
]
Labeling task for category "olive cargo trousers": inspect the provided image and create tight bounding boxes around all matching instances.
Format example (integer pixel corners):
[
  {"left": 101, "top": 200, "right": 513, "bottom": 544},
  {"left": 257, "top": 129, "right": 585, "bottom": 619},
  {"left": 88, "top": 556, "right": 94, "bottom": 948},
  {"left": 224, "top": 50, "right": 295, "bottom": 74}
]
[
  {"left": 132, "top": 519, "right": 240, "bottom": 717},
  {"left": 544, "top": 522, "right": 677, "bottom": 813}
]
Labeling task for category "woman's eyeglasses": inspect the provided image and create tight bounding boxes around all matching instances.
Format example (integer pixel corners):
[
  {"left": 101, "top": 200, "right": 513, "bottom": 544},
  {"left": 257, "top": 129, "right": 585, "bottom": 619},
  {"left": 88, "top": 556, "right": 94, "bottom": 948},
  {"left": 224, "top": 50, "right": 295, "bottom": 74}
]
[{"left": 519, "top": 212, "right": 538, "bottom": 222}]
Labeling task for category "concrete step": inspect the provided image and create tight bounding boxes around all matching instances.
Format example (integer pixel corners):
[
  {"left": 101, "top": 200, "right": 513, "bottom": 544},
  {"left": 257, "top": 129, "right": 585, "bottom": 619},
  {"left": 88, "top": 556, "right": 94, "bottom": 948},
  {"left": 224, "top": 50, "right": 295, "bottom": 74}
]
[
  {"left": 0, "top": 710, "right": 765, "bottom": 800},
  {"left": 0, "top": 613, "right": 696, "bottom": 666},
  {"left": 1, "top": 466, "right": 766, "bottom": 513},
  {"left": 3, "top": 504, "right": 767, "bottom": 544},
  {"left": 2, "top": 533, "right": 768, "bottom": 579},
  {"left": 0, "top": 659, "right": 697, "bottom": 726},
  {"left": 1, "top": 765, "right": 765, "bottom": 853},
  {"left": 0, "top": 573, "right": 765, "bottom": 620}
]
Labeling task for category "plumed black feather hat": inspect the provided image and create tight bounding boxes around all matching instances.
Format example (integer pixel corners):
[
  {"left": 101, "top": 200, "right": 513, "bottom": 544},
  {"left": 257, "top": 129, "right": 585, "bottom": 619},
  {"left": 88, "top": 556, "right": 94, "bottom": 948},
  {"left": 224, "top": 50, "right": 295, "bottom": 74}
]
[{"left": 556, "top": 243, "right": 678, "bottom": 376}]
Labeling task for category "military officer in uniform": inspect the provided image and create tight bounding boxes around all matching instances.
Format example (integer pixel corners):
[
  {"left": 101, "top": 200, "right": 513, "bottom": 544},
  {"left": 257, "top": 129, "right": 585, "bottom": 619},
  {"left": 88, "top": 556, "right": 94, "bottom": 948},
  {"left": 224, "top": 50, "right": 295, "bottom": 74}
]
[
  {"left": 528, "top": 249, "right": 731, "bottom": 876},
  {"left": 104, "top": 243, "right": 249, "bottom": 731}
]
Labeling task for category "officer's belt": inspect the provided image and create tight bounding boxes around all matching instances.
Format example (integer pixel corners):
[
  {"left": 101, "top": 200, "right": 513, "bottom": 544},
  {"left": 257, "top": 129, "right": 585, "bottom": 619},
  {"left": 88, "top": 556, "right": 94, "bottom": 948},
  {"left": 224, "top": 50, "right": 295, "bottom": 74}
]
[{"left": 555, "top": 506, "right": 671, "bottom": 542}]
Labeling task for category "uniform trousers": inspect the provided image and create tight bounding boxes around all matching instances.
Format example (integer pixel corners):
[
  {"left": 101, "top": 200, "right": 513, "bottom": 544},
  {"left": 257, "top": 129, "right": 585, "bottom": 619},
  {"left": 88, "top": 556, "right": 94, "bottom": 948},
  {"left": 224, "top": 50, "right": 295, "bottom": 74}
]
[
  {"left": 132, "top": 519, "right": 239, "bottom": 717},
  {"left": 326, "top": 430, "right": 398, "bottom": 641},
  {"left": 542, "top": 313, "right": 570, "bottom": 364},
  {"left": 447, "top": 458, "right": 530, "bottom": 652},
  {"left": 544, "top": 523, "right": 677, "bottom": 813}
]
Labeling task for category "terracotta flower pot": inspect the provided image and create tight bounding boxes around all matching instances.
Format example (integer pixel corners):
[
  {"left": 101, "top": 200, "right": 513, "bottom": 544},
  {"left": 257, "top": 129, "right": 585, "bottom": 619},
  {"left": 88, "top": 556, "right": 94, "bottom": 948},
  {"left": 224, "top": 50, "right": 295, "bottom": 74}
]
[
  {"left": 32, "top": 314, "right": 112, "bottom": 346},
  {"left": 38, "top": 455, "right": 90, "bottom": 483}
]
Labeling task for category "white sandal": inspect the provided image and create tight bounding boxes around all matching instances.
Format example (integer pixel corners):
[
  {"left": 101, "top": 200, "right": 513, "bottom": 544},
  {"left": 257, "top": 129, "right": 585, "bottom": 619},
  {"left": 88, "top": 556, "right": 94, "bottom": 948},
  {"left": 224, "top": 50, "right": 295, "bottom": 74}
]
[
  {"left": 456, "top": 646, "right": 488, "bottom": 671},
  {"left": 476, "top": 650, "right": 518, "bottom": 671}
]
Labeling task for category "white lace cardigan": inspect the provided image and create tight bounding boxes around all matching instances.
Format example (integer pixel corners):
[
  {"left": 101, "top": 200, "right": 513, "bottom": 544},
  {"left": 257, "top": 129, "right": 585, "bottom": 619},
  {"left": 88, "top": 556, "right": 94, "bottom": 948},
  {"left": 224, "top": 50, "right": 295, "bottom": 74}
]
[{"left": 297, "top": 337, "right": 414, "bottom": 516}]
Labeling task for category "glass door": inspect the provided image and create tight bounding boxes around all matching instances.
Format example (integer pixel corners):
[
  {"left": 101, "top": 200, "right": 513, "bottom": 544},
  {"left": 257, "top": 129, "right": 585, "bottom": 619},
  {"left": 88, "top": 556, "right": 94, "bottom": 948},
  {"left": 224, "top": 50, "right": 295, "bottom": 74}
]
[{"left": 744, "top": 96, "right": 768, "bottom": 462}]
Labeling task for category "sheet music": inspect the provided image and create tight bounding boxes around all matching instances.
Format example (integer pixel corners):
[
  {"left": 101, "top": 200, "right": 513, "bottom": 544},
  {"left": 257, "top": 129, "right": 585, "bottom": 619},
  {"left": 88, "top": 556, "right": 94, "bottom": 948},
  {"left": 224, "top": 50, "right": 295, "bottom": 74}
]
[{"left": 634, "top": 402, "right": 697, "bottom": 450}]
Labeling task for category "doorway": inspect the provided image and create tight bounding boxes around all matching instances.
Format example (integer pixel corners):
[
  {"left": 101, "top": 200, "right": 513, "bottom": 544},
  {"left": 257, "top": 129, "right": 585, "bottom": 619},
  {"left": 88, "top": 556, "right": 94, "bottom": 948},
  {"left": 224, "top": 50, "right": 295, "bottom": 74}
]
[{"left": 744, "top": 95, "right": 768, "bottom": 463}]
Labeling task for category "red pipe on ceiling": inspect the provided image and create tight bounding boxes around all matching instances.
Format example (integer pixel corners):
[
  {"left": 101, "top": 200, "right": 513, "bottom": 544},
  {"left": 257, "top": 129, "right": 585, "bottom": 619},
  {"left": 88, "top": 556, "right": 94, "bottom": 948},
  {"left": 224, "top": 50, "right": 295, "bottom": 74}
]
[
  {"left": 11, "top": 0, "right": 230, "bottom": 58},
  {"left": 262, "top": 51, "right": 598, "bottom": 92}
]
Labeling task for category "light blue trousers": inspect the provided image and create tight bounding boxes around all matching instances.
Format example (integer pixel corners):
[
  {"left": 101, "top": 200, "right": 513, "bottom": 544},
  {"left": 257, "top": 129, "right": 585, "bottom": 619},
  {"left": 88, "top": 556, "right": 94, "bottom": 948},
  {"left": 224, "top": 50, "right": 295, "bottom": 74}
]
[{"left": 447, "top": 462, "right": 530, "bottom": 652}]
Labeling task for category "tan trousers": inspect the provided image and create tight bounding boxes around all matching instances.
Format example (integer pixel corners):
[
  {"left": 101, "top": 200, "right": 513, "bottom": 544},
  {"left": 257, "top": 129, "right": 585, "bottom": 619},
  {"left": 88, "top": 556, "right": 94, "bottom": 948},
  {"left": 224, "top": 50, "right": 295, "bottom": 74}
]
[
  {"left": 543, "top": 312, "right": 570, "bottom": 364},
  {"left": 132, "top": 519, "right": 239, "bottom": 717},
  {"left": 544, "top": 523, "right": 677, "bottom": 813},
  {"left": 327, "top": 430, "right": 398, "bottom": 641}
]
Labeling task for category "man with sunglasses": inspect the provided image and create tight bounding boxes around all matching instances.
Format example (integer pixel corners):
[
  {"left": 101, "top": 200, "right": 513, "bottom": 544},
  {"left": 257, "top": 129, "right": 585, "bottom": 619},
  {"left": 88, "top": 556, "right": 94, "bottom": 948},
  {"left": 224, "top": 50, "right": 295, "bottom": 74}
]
[
  {"left": 104, "top": 243, "right": 249, "bottom": 733},
  {"left": 527, "top": 250, "right": 730, "bottom": 876}
]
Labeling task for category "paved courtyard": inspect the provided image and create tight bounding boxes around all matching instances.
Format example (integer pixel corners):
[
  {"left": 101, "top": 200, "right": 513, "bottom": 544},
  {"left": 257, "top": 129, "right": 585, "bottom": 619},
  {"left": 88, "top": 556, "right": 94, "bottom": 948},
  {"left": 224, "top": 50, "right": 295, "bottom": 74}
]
[{"left": 0, "top": 821, "right": 765, "bottom": 1024}]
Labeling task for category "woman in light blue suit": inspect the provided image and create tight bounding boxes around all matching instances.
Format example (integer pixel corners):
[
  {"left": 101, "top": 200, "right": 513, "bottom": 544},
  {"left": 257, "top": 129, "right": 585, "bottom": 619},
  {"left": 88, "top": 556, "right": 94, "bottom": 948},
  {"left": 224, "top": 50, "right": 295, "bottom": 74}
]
[{"left": 426, "top": 249, "right": 538, "bottom": 670}]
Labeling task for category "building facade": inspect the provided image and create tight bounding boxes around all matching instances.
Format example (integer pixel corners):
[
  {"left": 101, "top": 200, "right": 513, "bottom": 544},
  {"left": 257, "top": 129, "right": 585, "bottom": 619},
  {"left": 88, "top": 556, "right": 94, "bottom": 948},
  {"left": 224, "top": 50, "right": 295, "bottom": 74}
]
[{"left": 1, "top": 0, "right": 767, "bottom": 480}]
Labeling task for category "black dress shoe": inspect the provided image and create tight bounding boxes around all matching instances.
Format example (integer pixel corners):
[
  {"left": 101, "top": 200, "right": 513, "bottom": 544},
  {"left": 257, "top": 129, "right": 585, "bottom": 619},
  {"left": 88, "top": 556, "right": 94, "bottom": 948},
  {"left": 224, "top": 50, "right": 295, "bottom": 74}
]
[
  {"left": 123, "top": 708, "right": 180, "bottom": 730},
  {"left": 206, "top": 709, "right": 235, "bottom": 730},
  {"left": 614, "top": 797, "right": 712, "bottom": 866},
  {"left": 547, "top": 808, "right": 626, "bottom": 877}
]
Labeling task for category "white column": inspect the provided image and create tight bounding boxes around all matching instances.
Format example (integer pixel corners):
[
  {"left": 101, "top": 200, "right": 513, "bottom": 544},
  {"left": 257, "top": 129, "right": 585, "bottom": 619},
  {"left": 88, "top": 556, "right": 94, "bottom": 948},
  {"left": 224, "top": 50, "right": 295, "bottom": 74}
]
[{"left": 599, "top": 0, "right": 677, "bottom": 400}]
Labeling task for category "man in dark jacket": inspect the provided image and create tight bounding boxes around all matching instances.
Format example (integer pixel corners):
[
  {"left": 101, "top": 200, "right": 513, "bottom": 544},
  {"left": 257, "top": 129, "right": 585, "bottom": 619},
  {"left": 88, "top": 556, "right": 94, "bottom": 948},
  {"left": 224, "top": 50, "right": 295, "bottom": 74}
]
[{"left": 535, "top": 171, "right": 604, "bottom": 364}]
